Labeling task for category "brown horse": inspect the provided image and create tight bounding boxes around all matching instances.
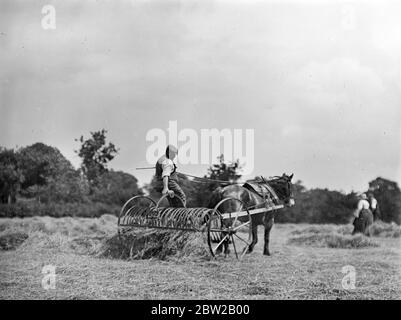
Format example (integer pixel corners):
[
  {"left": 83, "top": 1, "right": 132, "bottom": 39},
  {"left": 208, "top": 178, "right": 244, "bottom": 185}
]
[{"left": 209, "top": 173, "right": 295, "bottom": 256}]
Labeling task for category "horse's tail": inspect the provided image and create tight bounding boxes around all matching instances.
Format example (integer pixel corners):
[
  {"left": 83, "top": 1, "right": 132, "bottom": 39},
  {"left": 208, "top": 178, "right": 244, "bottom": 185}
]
[
  {"left": 208, "top": 186, "right": 224, "bottom": 209},
  {"left": 207, "top": 187, "right": 225, "bottom": 243}
]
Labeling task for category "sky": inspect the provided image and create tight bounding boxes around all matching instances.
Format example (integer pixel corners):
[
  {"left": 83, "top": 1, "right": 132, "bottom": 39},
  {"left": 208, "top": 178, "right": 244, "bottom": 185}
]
[{"left": 1, "top": 0, "right": 400, "bottom": 193}]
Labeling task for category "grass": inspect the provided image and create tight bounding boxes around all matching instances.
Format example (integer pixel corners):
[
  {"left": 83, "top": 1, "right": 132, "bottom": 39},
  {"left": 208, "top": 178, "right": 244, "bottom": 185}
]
[{"left": 0, "top": 216, "right": 400, "bottom": 299}]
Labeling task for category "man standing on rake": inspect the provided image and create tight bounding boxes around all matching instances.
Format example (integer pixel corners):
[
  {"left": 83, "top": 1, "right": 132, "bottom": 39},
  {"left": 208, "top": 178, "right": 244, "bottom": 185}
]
[{"left": 155, "top": 145, "right": 186, "bottom": 207}]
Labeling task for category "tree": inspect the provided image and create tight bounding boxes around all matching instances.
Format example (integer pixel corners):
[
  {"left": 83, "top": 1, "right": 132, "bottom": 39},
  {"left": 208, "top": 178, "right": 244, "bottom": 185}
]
[
  {"left": 275, "top": 180, "right": 307, "bottom": 223},
  {"left": 17, "top": 143, "right": 84, "bottom": 203},
  {"left": 0, "top": 148, "right": 24, "bottom": 204},
  {"left": 75, "top": 129, "right": 118, "bottom": 188},
  {"left": 276, "top": 181, "right": 357, "bottom": 224},
  {"left": 368, "top": 177, "right": 401, "bottom": 224},
  {"left": 192, "top": 155, "right": 243, "bottom": 207},
  {"left": 207, "top": 155, "right": 242, "bottom": 183},
  {"left": 91, "top": 170, "right": 143, "bottom": 205},
  {"left": 18, "top": 143, "right": 74, "bottom": 189},
  {"left": 36, "top": 169, "right": 86, "bottom": 203}
]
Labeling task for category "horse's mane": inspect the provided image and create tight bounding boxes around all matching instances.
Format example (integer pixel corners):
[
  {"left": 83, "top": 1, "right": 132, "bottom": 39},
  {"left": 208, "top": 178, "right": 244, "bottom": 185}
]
[{"left": 255, "top": 175, "right": 283, "bottom": 184}]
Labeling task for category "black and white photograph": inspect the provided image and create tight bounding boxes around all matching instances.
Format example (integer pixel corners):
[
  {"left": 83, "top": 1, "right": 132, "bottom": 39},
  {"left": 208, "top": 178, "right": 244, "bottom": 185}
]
[{"left": 0, "top": 0, "right": 400, "bottom": 305}]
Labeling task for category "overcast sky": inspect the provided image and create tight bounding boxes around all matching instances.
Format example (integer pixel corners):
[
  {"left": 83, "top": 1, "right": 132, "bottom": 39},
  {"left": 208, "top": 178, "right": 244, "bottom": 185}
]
[{"left": 1, "top": 0, "right": 400, "bottom": 192}]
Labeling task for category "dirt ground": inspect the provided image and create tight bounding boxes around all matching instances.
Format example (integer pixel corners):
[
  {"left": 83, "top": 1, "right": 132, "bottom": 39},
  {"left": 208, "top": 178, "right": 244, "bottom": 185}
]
[{"left": 0, "top": 216, "right": 400, "bottom": 299}]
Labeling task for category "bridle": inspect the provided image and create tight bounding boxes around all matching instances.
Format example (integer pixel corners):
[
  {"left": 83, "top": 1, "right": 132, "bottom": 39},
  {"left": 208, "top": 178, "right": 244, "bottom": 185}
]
[{"left": 264, "top": 176, "right": 294, "bottom": 204}]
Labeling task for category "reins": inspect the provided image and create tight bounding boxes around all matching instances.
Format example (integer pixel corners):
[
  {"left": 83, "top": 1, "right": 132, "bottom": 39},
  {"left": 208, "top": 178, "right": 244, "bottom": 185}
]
[
  {"left": 177, "top": 172, "right": 255, "bottom": 185},
  {"left": 135, "top": 166, "right": 290, "bottom": 205},
  {"left": 178, "top": 172, "right": 288, "bottom": 208},
  {"left": 135, "top": 166, "right": 259, "bottom": 185}
]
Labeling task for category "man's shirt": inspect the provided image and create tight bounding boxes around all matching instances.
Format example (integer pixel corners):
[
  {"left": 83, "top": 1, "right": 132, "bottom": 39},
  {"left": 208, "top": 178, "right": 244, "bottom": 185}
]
[
  {"left": 370, "top": 198, "right": 378, "bottom": 210},
  {"left": 156, "top": 155, "right": 176, "bottom": 178},
  {"left": 357, "top": 199, "right": 370, "bottom": 210}
]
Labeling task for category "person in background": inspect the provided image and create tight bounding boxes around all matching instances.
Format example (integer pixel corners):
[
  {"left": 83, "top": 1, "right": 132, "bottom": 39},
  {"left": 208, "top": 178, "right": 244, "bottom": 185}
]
[
  {"left": 155, "top": 145, "right": 186, "bottom": 207},
  {"left": 368, "top": 192, "right": 381, "bottom": 221},
  {"left": 352, "top": 193, "right": 373, "bottom": 236}
]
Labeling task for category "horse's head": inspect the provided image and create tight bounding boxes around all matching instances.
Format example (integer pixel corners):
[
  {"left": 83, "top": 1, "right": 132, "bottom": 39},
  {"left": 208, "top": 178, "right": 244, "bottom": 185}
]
[{"left": 268, "top": 173, "right": 295, "bottom": 207}]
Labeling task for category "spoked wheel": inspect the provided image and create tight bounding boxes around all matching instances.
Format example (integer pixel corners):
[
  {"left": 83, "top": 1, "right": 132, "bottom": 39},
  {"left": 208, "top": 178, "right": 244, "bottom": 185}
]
[
  {"left": 118, "top": 195, "right": 157, "bottom": 234},
  {"left": 207, "top": 197, "right": 253, "bottom": 260}
]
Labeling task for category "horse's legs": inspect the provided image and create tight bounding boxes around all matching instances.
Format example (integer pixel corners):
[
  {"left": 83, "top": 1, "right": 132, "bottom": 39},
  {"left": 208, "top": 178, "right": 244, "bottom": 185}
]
[
  {"left": 263, "top": 215, "right": 274, "bottom": 256},
  {"left": 216, "top": 243, "right": 223, "bottom": 254},
  {"left": 223, "top": 238, "right": 230, "bottom": 255},
  {"left": 215, "top": 232, "right": 230, "bottom": 255},
  {"left": 247, "top": 222, "right": 258, "bottom": 253}
]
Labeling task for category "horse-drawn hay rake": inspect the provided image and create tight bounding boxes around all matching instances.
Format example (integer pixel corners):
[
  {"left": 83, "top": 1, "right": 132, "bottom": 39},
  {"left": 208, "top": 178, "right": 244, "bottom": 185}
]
[{"left": 118, "top": 192, "right": 285, "bottom": 259}]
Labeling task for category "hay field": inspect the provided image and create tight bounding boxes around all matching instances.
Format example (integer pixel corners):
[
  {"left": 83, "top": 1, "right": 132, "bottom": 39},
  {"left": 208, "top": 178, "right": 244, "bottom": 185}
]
[{"left": 0, "top": 215, "right": 400, "bottom": 300}]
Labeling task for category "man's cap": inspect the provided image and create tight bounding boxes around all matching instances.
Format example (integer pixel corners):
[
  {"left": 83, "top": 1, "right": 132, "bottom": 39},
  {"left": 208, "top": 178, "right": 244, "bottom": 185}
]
[
  {"left": 166, "top": 145, "right": 178, "bottom": 158},
  {"left": 166, "top": 145, "right": 178, "bottom": 153}
]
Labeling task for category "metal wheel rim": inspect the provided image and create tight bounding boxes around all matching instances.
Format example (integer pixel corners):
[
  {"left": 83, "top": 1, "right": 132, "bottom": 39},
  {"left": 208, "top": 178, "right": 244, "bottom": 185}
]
[{"left": 207, "top": 197, "right": 252, "bottom": 260}]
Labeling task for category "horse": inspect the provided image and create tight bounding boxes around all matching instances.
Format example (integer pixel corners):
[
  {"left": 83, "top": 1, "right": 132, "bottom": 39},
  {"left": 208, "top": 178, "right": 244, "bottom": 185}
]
[{"left": 208, "top": 173, "right": 295, "bottom": 256}]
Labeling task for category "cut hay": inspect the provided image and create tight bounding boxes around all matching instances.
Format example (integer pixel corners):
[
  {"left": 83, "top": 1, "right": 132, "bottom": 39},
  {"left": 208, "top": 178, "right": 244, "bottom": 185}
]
[
  {"left": 18, "top": 231, "right": 72, "bottom": 253},
  {"left": 0, "top": 215, "right": 117, "bottom": 254},
  {"left": 96, "top": 229, "right": 211, "bottom": 261},
  {"left": 288, "top": 222, "right": 379, "bottom": 249},
  {"left": 0, "top": 215, "right": 212, "bottom": 259},
  {"left": 290, "top": 224, "right": 353, "bottom": 236},
  {"left": 0, "top": 215, "right": 117, "bottom": 238},
  {"left": 290, "top": 221, "right": 401, "bottom": 248},
  {"left": 336, "top": 224, "right": 354, "bottom": 235},
  {"left": 0, "top": 231, "right": 29, "bottom": 250},
  {"left": 290, "top": 225, "right": 338, "bottom": 235},
  {"left": 369, "top": 221, "right": 401, "bottom": 238},
  {"left": 288, "top": 229, "right": 379, "bottom": 249},
  {"left": 288, "top": 232, "right": 379, "bottom": 249},
  {"left": 325, "top": 233, "right": 379, "bottom": 248}
]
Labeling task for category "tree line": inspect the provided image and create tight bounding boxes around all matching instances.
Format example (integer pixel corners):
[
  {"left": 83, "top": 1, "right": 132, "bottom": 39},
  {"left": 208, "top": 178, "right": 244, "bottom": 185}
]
[
  {"left": 0, "top": 130, "right": 400, "bottom": 224},
  {"left": 0, "top": 130, "right": 141, "bottom": 217}
]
